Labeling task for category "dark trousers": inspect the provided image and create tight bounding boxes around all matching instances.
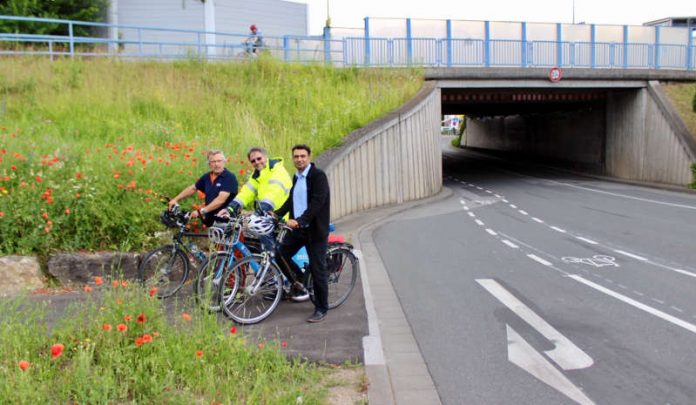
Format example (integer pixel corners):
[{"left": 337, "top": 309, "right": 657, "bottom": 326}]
[{"left": 277, "top": 229, "right": 329, "bottom": 313}]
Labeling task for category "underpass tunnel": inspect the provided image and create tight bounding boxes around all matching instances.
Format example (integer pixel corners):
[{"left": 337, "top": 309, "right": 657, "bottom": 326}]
[{"left": 441, "top": 87, "right": 633, "bottom": 174}]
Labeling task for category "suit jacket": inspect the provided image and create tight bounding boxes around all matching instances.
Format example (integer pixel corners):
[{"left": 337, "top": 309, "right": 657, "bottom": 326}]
[{"left": 276, "top": 163, "right": 330, "bottom": 241}]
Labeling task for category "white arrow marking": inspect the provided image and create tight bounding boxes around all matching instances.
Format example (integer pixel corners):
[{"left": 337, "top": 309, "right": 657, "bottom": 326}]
[
  {"left": 507, "top": 325, "right": 595, "bottom": 405},
  {"left": 477, "top": 279, "right": 593, "bottom": 370}
]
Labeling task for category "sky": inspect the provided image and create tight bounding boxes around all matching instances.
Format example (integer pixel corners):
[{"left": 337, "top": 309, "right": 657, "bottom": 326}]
[{"left": 297, "top": 0, "right": 695, "bottom": 34}]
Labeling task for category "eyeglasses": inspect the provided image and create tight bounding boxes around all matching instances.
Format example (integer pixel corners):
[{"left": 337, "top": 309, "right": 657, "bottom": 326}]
[
  {"left": 208, "top": 159, "right": 224, "bottom": 164},
  {"left": 249, "top": 157, "right": 264, "bottom": 163}
]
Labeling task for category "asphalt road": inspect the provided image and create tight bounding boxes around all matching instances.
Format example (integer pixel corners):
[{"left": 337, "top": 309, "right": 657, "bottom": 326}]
[{"left": 373, "top": 147, "right": 696, "bottom": 404}]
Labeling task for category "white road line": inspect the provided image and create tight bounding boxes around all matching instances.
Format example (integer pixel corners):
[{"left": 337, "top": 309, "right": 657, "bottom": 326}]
[
  {"left": 550, "top": 226, "right": 567, "bottom": 233},
  {"left": 468, "top": 212, "right": 476, "bottom": 217},
  {"left": 509, "top": 204, "right": 518, "bottom": 209},
  {"left": 532, "top": 217, "right": 544, "bottom": 223},
  {"left": 549, "top": 180, "right": 696, "bottom": 211},
  {"left": 476, "top": 186, "right": 483, "bottom": 190},
  {"left": 569, "top": 275, "right": 696, "bottom": 334},
  {"left": 502, "top": 199, "right": 509, "bottom": 203},
  {"left": 475, "top": 219, "right": 485, "bottom": 226},
  {"left": 518, "top": 210, "right": 528, "bottom": 215},
  {"left": 528, "top": 254, "right": 553, "bottom": 267},
  {"left": 502, "top": 240, "right": 519, "bottom": 249},
  {"left": 614, "top": 250, "right": 648, "bottom": 261},
  {"left": 459, "top": 199, "right": 467, "bottom": 205},
  {"left": 477, "top": 279, "right": 594, "bottom": 370},
  {"left": 672, "top": 306, "right": 684, "bottom": 313},
  {"left": 486, "top": 228, "right": 498, "bottom": 236},
  {"left": 486, "top": 190, "right": 493, "bottom": 194},
  {"left": 651, "top": 298, "right": 665, "bottom": 305},
  {"left": 576, "top": 237, "right": 598, "bottom": 245},
  {"left": 494, "top": 194, "right": 501, "bottom": 198}
]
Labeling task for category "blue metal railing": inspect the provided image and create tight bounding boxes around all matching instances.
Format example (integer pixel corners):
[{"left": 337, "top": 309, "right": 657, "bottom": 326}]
[{"left": 1, "top": 15, "right": 694, "bottom": 70}]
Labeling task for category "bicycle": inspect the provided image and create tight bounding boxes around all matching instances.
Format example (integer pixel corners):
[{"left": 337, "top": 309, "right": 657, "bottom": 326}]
[
  {"left": 193, "top": 213, "right": 259, "bottom": 312},
  {"left": 137, "top": 204, "right": 209, "bottom": 298},
  {"left": 217, "top": 214, "right": 359, "bottom": 325}
]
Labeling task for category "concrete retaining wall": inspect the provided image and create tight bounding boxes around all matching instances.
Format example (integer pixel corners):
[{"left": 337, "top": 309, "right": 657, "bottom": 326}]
[
  {"left": 316, "top": 82, "right": 442, "bottom": 220},
  {"left": 606, "top": 82, "right": 696, "bottom": 185}
]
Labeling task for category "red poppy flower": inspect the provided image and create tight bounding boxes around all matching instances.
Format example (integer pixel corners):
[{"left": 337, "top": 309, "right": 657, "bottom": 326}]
[
  {"left": 281, "top": 341, "right": 288, "bottom": 348},
  {"left": 112, "top": 280, "right": 119, "bottom": 288},
  {"left": 51, "top": 343, "right": 64, "bottom": 359},
  {"left": 117, "top": 323, "right": 128, "bottom": 332},
  {"left": 121, "top": 280, "right": 129, "bottom": 287},
  {"left": 181, "top": 312, "right": 192, "bottom": 321},
  {"left": 83, "top": 285, "right": 93, "bottom": 293},
  {"left": 136, "top": 313, "right": 146, "bottom": 324},
  {"left": 64, "top": 208, "right": 71, "bottom": 215},
  {"left": 258, "top": 342, "right": 265, "bottom": 349},
  {"left": 135, "top": 337, "right": 144, "bottom": 347},
  {"left": 229, "top": 326, "right": 237, "bottom": 334},
  {"left": 123, "top": 315, "right": 132, "bottom": 322},
  {"left": 102, "top": 323, "right": 112, "bottom": 331},
  {"left": 0, "top": 212, "right": 4, "bottom": 218},
  {"left": 94, "top": 276, "right": 103, "bottom": 285},
  {"left": 142, "top": 334, "right": 153, "bottom": 343},
  {"left": 195, "top": 350, "right": 203, "bottom": 357},
  {"left": 149, "top": 287, "right": 157, "bottom": 297},
  {"left": 18, "top": 360, "right": 30, "bottom": 371}
]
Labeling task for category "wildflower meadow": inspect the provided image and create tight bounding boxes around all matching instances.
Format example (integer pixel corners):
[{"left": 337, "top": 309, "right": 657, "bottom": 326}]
[
  {"left": 0, "top": 56, "right": 423, "bottom": 257},
  {"left": 0, "top": 276, "right": 328, "bottom": 403}
]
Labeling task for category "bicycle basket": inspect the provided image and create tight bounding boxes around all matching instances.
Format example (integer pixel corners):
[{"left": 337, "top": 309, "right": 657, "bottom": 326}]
[{"left": 208, "top": 221, "right": 239, "bottom": 246}]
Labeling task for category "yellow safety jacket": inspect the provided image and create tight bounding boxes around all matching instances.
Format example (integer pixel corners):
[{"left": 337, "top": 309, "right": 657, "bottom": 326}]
[{"left": 233, "top": 158, "right": 292, "bottom": 211}]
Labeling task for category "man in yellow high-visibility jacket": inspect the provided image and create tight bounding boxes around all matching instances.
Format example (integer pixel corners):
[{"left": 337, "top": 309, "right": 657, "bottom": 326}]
[{"left": 228, "top": 147, "right": 292, "bottom": 216}]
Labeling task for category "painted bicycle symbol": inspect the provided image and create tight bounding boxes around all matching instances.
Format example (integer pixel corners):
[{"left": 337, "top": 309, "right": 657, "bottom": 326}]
[{"left": 561, "top": 255, "right": 619, "bottom": 268}]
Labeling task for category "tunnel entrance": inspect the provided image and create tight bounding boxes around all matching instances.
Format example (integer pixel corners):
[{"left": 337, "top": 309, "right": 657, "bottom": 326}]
[{"left": 441, "top": 87, "right": 624, "bottom": 174}]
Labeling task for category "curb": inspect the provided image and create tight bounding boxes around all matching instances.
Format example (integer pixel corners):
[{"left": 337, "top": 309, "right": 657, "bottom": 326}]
[{"left": 336, "top": 187, "right": 453, "bottom": 405}]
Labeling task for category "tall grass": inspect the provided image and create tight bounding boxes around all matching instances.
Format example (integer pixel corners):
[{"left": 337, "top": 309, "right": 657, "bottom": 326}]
[
  {"left": 0, "top": 280, "right": 327, "bottom": 403},
  {"left": 0, "top": 57, "right": 423, "bottom": 256}
]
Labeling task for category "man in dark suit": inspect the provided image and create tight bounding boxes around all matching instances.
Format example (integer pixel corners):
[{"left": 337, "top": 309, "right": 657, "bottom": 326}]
[{"left": 275, "top": 144, "right": 331, "bottom": 323}]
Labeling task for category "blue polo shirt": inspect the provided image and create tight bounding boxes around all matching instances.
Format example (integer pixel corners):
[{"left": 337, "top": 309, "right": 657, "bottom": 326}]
[{"left": 195, "top": 168, "right": 238, "bottom": 219}]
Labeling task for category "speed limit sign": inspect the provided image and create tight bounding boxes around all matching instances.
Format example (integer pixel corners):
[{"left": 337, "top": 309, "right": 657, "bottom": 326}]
[{"left": 549, "top": 67, "right": 562, "bottom": 82}]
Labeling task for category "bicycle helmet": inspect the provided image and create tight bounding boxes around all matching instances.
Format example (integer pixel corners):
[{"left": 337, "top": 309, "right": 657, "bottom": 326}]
[
  {"left": 249, "top": 24, "right": 257, "bottom": 31},
  {"left": 247, "top": 213, "right": 275, "bottom": 236}
]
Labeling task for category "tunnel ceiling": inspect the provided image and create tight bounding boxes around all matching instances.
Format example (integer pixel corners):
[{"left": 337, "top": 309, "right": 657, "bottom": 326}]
[{"left": 442, "top": 88, "right": 609, "bottom": 117}]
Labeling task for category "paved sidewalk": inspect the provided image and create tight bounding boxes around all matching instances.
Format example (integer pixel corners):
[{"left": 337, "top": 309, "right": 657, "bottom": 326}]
[{"left": 335, "top": 188, "right": 453, "bottom": 405}]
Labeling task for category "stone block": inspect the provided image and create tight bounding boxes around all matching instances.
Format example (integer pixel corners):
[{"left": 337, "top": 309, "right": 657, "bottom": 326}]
[
  {"left": 47, "top": 252, "right": 140, "bottom": 285},
  {"left": 0, "top": 256, "right": 45, "bottom": 296}
]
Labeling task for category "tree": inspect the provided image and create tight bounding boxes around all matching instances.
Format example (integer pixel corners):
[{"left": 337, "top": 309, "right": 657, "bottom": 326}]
[{"left": 0, "top": 0, "right": 109, "bottom": 37}]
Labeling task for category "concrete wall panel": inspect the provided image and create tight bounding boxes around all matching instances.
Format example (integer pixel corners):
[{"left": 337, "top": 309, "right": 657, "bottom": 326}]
[{"left": 316, "top": 84, "right": 442, "bottom": 220}]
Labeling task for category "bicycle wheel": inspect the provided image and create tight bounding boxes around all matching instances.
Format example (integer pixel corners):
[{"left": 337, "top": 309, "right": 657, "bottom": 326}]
[
  {"left": 194, "top": 252, "right": 235, "bottom": 312},
  {"left": 308, "top": 246, "right": 358, "bottom": 309},
  {"left": 138, "top": 245, "right": 190, "bottom": 298},
  {"left": 219, "top": 254, "right": 283, "bottom": 325}
]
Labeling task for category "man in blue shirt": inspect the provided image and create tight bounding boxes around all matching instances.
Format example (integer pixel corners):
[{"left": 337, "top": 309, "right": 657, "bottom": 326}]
[
  {"left": 168, "top": 149, "right": 238, "bottom": 226},
  {"left": 275, "top": 144, "right": 331, "bottom": 323}
]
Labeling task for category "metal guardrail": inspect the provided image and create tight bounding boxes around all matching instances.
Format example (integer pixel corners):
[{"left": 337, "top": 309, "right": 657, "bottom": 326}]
[{"left": 1, "top": 15, "right": 694, "bottom": 70}]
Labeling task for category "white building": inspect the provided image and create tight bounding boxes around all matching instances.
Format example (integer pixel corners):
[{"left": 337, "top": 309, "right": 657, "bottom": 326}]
[{"left": 107, "top": 0, "right": 308, "bottom": 57}]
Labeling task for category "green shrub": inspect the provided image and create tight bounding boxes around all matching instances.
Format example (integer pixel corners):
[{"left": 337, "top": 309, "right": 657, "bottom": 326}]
[{"left": 691, "top": 162, "right": 696, "bottom": 189}]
